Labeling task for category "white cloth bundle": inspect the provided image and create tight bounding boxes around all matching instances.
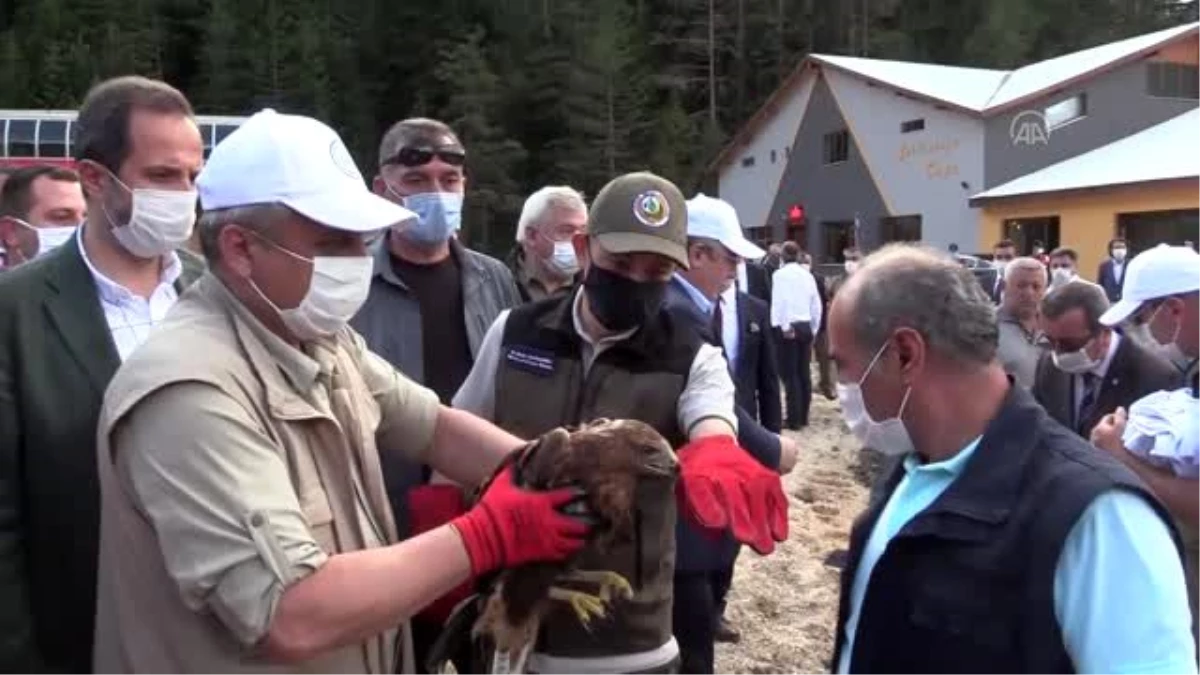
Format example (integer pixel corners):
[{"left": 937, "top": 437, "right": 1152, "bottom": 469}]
[{"left": 1122, "top": 388, "right": 1199, "bottom": 478}]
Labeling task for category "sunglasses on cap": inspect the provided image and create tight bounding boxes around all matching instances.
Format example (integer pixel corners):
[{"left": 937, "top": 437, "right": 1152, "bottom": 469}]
[{"left": 383, "top": 146, "right": 467, "bottom": 168}]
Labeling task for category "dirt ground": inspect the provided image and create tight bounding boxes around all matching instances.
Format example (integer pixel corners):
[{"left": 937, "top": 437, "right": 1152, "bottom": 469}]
[{"left": 715, "top": 394, "right": 869, "bottom": 674}]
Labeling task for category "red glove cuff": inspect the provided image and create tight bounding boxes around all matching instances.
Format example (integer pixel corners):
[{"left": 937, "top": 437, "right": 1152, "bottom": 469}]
[
  {"left": 407, "top": 484, "right": 467, "bottom": 536},
  {"left": 678, "top": 434, "right": 740, "bottom": 459}
]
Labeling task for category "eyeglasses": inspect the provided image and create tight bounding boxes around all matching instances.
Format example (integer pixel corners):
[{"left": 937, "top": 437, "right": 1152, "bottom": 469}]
[{"left": 383, "top": 146, "right": 467, "bottom": 168}]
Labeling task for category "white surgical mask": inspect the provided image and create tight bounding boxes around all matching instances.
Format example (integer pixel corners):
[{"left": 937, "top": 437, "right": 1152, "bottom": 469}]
[
  {"left": 1112, "top": 247, "right": 1127, "bottom": 261},
  {"left": 844, "top": 260, "right": 859, "bottom": 274},
  {"left": 36, "top": 225, "right": 77, "bottom": 255},
  {"left": 1051, "top": 267, "right": 1075, "bottom": 285},
  {"left": 995, "top": 261, "right": 1008, "bottom": 277},
  {"left": 1051, "top": 340, "right": 1097, "bottom": 374},
  {"left": 14, "top": 219, "right": 77, "bottom": 257},
  {"left": 836, "top": 340, "right": 914, "bottom": 456},
  {"left": 250, "top": 237, "right": 374, "bottom": 341},
  {"left": 546, "top": 239, "right": 579, "bottom": 276},
  {"left": 103, "top": 173, "right": 197, "bottom": 258}
]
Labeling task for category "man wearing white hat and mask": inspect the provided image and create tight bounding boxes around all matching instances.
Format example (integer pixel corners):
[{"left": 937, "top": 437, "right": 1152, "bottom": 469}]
[
  {"left": 91, "top": 110, "right": 592, "bottom": 673},
  {"left": 1091, "top": 243, "right": 1200, "bottom": 642}
]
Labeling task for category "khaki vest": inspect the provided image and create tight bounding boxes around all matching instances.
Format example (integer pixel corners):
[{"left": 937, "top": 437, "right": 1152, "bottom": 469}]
[
  {"left": 93, "top": 274, "right": 410, "bottom": 673},
  {"left": 494, "top": 297, "right": 698, "bottom": 658}
]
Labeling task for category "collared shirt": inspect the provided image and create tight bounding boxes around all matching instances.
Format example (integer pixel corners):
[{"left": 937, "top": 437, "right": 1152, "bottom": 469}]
[
  {"left": 719, "top": 285, "right": 740, "bottom": 373},
  {"left": 1111, "top": 258, "right": 1126, "bottom": 284},
  {"left": 1074, "top": 333, "right": 1121, "bottom": 420},
  {"left": 996, "top": 308, "right": 1046, "bottom": 389},
  {"left": 77, "top": 228, "right": 181, "bottom": 360},
  {"left": 838, "top": 436, "right": 1196, "bottom": 674},
  {"left": 672, "top": 273, "right": 713, "bottom": 316},
  {"left": 770, "top": 262, "right": 822, "bottom": 333},
  {"left": 452, "top": 288, "right": 738, "bottom": 436}
]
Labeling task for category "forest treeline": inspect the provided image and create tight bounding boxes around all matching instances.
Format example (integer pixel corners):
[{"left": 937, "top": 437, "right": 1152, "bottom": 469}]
[{"left": 0, "top": 0, "right": 1195, "bottom": 251}]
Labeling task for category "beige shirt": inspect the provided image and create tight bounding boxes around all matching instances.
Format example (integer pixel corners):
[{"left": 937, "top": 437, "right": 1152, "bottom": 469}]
[{"left": 93, "top": 274, "right": 440, "bottom": 673}]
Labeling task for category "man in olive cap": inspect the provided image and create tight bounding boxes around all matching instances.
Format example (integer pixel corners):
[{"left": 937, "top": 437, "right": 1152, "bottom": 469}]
[{"left": 453, "top": 171, "right": 788, "bottom": 673}]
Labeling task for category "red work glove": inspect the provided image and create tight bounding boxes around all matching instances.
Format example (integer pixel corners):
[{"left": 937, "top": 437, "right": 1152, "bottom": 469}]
[
  {"left": 408, "top": 485, "right": 472, "bottom": 624},
  {"left": 676, "top": 435, "right": 789, "bottom": 555},
  {"left": 450, "top": 466, "right": 590, "bottom": 577}
]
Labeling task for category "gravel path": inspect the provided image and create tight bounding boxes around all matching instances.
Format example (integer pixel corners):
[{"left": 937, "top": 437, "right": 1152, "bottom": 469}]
[{"left": 715, "top": 395, "right": 868, "bottom": 674}]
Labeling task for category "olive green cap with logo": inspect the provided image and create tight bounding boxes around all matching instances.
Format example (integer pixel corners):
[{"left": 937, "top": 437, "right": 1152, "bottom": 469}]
[{"left": 587, "top": 171, "right": 690, "bottom": 270}]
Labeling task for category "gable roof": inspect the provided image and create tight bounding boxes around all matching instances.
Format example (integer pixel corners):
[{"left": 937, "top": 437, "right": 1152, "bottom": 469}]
[
  {"left": 810, "top": 55, "right": 1008, "bottom": 112},
  {"left": 710, "top": 21, "right": 1198, "bottom": 174},
  {"left": 984, "top": 22, "right": 1200, "bottom": 111},
  {"left": 969, "top": 107, "right": 1199, "bottom": 203}
]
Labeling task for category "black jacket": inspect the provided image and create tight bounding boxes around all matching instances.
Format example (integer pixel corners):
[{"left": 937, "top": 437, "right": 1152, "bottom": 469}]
[
  {"left": 832, "top": 384, "right": 1177, "bottom": 673},
  {"left": 0, "top": 235, "right": 204, "bottom": 671},
  {"left": 1097, "top": 258, "right": 1126, "bottom": 303},
  {"left": 1032, "top": 335, "right": 1181, "bottom": 437},
  {"left": 729, "top": 292, "right": 782, "bottom": 433}
]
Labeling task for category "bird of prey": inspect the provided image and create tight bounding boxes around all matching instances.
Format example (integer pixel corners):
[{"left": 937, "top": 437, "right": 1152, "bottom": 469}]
[{"left": 471, "top": 419, "right": 679, "bottom": 674}]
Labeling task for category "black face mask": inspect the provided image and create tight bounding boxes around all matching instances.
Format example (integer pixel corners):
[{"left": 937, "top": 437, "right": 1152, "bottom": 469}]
[{"left": 583, "top": 264, "right": 668, "bottom": 332}]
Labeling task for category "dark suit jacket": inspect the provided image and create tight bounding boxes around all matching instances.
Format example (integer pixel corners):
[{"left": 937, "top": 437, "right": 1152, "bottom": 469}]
[
  {"left": 1097, "top": 258, "right": 1125, "bottom": 303},
  {"left": 744, "top": 261, "right": 772, "bottom": 305},
  {"left": 662, "top": 278, "right": 782, "bottom": 572},
  {"left": 1031, "top": 335, "right": 1182, "bottom": 437},
  {"left": 0, "top": 233, "right": 204, "bottom": 671},
  {"left": 661, "top": 278, "right": 781, "bottom": 470},
  {"left": 731, "top": 292, "right": 782, "bottom": 433}
]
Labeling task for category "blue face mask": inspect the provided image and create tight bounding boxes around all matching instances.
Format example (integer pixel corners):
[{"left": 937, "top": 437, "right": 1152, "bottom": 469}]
[{"left": 396, "top": 192, "right": 463, "bottom": 245}]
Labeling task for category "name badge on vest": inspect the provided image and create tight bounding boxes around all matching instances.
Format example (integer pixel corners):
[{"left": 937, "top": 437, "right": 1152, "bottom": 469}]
[{"left": 505, "top": 346, "right": 557, "bottom": 377}]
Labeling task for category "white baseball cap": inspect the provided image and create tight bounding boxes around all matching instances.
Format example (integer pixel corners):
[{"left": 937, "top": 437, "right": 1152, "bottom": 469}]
[
  {"left": 1100, "top": 244, "right": 1200, "bottom": 326},
  {"left": 685, "top": 193, "right": 765, "bottom": 260},
  {"left": 197, "top": 109, "right": 416, "bottom": 233}
]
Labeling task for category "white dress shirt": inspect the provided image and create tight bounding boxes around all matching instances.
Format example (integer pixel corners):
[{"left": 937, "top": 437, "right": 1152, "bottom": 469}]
[
  {"left": 719, "top": 285, "right": 740, "bottom": 373},
  {"left": 770, "top": 262, "right": 822, "bottom": 334},
  {"left": 1075, "top": 333, "right": 1121, "bottom": 421},
  {"left": 78, "top": 231, "right": 182, "bottom": 361}
]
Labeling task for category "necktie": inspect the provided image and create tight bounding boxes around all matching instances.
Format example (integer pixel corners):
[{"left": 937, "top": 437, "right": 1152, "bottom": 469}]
[
  {"left": 1077, "top": 373, "right": 1099, "bottom": 432},
  {"left": 711, "top": 298, "right": 725, "bottom": 352}
]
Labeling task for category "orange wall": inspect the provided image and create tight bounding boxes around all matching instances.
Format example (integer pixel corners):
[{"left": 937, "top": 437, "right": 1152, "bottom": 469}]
[
  {"left": 976, "top": 179, "right": 1199, "bottom": 279},
  {"left": 1153, "top": 35, "right": 1199, "bottom": 65}
]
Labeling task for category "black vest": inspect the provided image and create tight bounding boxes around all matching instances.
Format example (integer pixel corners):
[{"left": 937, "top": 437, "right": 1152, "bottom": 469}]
[
  {"left": 831, "top": 385, "right": 1181, "bottom": 673},
  {"left": 495, "top": 293, "right": 702, "bottom": 658}
]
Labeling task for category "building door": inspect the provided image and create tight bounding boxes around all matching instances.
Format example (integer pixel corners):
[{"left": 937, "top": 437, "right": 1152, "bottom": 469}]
[
  {"left": 822, "top": 220, "right": 856, "bottom": 262},
  {"left": 1118, "top": 209, "right": 1200, "bottom": 253},
  {"left": 1003, "top": 216, "right": 1060, "bottom": 255}
]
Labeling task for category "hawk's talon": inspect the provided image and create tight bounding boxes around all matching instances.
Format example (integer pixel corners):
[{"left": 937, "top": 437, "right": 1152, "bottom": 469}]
[
  {"left": 563, "top": 569, "right": 634, "bottom": 603},
  {"left": 548, "top": 587, "right": 608, "bottom": 627}
]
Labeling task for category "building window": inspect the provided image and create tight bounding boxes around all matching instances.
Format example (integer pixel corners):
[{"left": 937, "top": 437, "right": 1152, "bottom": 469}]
[
  {"left": 770, "top": 149, "right": 777, "bottom": 163},
  {"left": 741, "top": 155, "right": 755, "bottom": 168},
  {"left": 1003, "top": 216, "right": 1061, "bottom": 255},
  {"left": 821, "top": 220, "right": 856, "bottom": 261},
  {"left": 900, "top": 118, "right": 925, "bottom": 133},
  {"left": 1147, "top": 62, "right": 1200, "bottom": 99},
  {"left": 823, "top": 130, "right": 849, "bottom": 165},
  {"left": 1044, "top": 94, "right": 1087, "bottom": 129},
  {"left": 37, "top": 120, "right": 67, "bottom": 157},
  {"left": 6, "top": 119, "right": 35, "bottom": 157},
  {"left": 1119, "top": 209, "right": 1200, "bottom": 253},
  {"left": 745, "top": 226, "right": 771, "bottom": 245},
  {"left": 880, "top": 215, "right": 922, "bottom": 243}
]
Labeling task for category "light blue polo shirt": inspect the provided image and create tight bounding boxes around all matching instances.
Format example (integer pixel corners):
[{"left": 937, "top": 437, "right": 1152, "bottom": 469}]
[{"left": 837, "top": 438, "right": 1197, "bottom": 674}]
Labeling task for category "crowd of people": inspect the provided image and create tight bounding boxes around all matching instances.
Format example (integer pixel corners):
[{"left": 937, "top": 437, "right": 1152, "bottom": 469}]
[{"left": 0, "top": 73, "right": 1195, "bottom": 675}]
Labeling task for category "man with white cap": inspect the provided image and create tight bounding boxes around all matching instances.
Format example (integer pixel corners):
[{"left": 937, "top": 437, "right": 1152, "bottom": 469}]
[
  {"left": 1091, "top": 243, "right": 1200, "bottom": 641},
  {"left": 666, "top": 193, "right": 793, "bottom": 661},
  {"left": 90, "top": 110, "right": 591, "bottom": 673}
]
